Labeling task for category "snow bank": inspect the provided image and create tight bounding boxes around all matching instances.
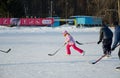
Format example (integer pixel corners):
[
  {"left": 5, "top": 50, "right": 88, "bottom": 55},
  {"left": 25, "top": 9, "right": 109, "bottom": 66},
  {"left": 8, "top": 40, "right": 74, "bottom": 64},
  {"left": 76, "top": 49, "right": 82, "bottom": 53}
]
[{"left": 0, "top": 25, "right": 100, "bottom": 33}]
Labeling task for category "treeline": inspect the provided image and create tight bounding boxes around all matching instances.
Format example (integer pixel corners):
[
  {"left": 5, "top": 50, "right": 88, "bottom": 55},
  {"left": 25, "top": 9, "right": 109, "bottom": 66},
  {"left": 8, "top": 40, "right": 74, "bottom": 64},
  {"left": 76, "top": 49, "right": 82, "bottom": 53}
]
[{"left": 0, "top": 0, "right": 119, "bottom": 23}]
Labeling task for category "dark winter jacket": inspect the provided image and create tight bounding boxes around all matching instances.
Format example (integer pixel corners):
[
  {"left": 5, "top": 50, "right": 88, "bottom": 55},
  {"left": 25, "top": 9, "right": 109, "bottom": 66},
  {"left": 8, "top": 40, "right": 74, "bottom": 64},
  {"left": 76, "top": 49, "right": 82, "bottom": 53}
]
[
  {"left": 99, "top": 25, "right": 113, "bottom": 42},
  {"left": 112, "top": 25, "right": 120, "bottom": 48}
]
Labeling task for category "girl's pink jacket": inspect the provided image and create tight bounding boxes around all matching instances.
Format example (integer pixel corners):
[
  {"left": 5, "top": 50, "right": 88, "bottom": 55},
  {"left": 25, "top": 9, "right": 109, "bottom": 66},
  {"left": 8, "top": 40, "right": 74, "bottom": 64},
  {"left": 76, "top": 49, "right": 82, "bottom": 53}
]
[{"left": 65, "top": 34, "right": 75, "bottom": 45}]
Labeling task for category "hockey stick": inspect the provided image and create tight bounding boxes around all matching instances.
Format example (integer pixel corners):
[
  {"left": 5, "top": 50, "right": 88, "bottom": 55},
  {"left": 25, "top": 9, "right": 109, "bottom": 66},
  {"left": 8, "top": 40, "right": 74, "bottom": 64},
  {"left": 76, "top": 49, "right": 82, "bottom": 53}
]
[
  {"left": 0, "top": 48, "right": 11, "bottom": 53},
  {"left": 92, "top": 54, "right": 107, "bottom": 64},
  {"left": 92, "top": 44, "right": 120, "bottom": 64},
  {"left": 48, "top": 44, "right": 65, "bottom": 56},
  {"left": 76, "top": 41, "right": 96, "bottom": 45}
]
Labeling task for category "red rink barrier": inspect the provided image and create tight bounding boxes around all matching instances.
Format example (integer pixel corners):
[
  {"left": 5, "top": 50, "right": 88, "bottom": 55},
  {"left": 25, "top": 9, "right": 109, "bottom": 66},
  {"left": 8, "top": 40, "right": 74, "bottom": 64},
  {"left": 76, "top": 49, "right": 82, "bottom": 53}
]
[{"left": 0, "top": 18, "right": 54, "bottom": 26}]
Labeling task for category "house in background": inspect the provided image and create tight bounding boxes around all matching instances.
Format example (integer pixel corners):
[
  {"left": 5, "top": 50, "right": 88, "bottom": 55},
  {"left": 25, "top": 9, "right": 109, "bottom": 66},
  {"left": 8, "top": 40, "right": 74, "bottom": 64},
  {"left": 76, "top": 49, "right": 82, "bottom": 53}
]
[
  {"left": 70, "top": 16, "right": 102, "bottom": 27},
  {"left": 52, "top": 16, "right": 102, "bottom": 27}
]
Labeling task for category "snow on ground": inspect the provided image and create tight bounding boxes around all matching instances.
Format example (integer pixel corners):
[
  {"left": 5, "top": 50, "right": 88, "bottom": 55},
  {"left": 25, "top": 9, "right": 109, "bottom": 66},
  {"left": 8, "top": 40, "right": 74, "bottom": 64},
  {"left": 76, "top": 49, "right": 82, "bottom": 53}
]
[{"left": 0, "top": 25, "right": 119, "bottom": 78}]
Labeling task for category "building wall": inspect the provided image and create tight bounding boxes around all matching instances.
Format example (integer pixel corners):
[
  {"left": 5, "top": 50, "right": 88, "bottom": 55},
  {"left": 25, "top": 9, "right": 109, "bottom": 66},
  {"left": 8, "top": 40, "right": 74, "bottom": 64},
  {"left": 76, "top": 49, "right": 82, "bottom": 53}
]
[{"left": 71, "top": 16, "right": 102, "bottom": 26}]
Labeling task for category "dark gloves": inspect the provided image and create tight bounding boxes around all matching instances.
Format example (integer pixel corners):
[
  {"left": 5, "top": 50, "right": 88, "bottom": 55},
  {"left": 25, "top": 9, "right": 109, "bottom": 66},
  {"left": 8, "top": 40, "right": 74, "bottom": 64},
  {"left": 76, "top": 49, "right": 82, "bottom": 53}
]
[
  {"left": 97, "top": 41, "right": 101, "bottom": 44},
  {"left": 111, "top": 47, "right": 115, "bottom": 51},
  {"left": 64, "top": 42, "right": 67, "bottom": 45}
]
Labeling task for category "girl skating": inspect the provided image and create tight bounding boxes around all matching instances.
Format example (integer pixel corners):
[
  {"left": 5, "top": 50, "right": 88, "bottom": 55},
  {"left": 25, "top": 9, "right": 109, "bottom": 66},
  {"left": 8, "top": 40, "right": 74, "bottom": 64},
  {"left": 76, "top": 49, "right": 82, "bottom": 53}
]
[{"left": 63, "top": 30, "right": 85, "bottom": 55}]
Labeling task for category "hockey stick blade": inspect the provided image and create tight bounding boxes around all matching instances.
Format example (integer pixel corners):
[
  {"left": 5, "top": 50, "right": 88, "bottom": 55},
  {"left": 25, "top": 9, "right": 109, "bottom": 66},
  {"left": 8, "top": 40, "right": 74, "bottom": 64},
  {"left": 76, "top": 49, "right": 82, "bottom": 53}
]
[
  {"left": 48, "top": 51, "right": 58, "bottom": 56},
  {"left": 92, "top": 62, "right": 96, "bottom": 64},
  {"left": 0, "top": 48, "right": 11, "bottom": 53},
  {"left": 76, "top": 41, "right": 83, "bottom": 45},
  {"left": 48, "top": 54, "right": 53, "bottom": 56},
  {"left": 5, "top": 49, "right": 11, "bottom": 53},
  {"left": 92, "top": 62, "right": 95, "bottom": 64}
]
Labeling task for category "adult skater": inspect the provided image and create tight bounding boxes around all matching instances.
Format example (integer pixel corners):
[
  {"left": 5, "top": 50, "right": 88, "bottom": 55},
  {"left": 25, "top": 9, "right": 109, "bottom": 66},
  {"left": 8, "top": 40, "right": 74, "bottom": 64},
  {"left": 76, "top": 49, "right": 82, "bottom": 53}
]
[
  {"left": 97, "top": 21, "right": 113, "bottom": 57},
  {"left": 111, "top": 21, "right": 120, "bottom": 70}
]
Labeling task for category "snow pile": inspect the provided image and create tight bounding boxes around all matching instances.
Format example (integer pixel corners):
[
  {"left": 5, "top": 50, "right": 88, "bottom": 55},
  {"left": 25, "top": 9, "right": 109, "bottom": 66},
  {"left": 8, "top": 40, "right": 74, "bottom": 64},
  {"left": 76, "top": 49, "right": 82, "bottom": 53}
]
[{"left": 0, "top": 25, "right": 100, "bottom": 33}]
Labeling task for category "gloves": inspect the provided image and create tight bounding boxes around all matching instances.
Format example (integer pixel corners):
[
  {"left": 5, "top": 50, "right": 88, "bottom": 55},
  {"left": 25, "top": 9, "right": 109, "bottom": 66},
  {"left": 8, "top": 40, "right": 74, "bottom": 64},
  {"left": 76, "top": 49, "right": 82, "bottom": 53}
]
[
  {"left": 64, "top": 42, "right": 67, "bottom": 45},
  {"left": 97, "top": 41, "right": 101, "bottom": 44},
  {"left": 111, "top": 47, "right": 115, "bottom": 51}
]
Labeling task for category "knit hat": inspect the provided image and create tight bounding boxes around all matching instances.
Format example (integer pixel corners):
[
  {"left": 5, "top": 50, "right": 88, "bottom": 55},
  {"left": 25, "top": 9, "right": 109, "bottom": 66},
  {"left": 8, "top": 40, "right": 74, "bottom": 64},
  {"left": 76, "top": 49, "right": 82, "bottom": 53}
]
[
  {"left": 113, "top": 21, "right": 118, "bottom": 25},
  {"left": 62, "top": 30, "right": 68, "bottom": 35}
]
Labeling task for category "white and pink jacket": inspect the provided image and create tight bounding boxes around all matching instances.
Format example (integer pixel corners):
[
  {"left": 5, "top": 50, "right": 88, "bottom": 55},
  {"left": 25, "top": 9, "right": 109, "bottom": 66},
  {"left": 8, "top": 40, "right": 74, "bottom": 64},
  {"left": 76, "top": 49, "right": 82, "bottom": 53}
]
[{"left": 65, "top": 34, "right": 75, "bottom": 45}]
